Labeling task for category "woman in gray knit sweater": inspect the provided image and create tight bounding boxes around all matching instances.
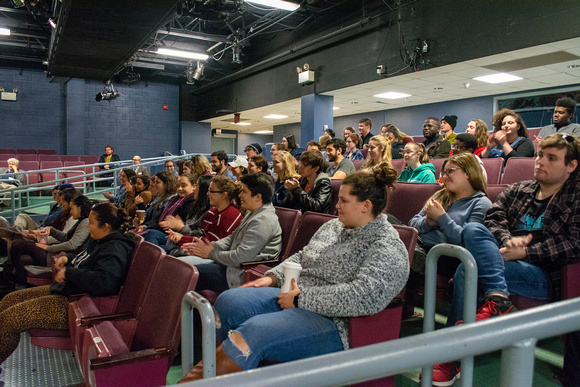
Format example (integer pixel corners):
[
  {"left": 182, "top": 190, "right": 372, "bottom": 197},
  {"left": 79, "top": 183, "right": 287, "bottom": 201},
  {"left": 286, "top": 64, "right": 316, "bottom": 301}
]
[{"left": 180, "top": 163, "right": 409, "bottom": 381}]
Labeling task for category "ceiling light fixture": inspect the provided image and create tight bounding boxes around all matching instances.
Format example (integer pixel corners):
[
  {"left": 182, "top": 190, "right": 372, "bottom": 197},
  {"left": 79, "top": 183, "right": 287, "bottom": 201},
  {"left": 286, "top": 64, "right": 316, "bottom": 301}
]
[
  {"left": 374, "top": 92, "right": 411, "bottom": 99},
  {"left": 255, "top": 130, "right": 274, "bottom": 134},
  {"left": 48, "top": 18, "right": 56, "bottom": 29},
  {"left": 333, "top": 107, "right": 340, "bottom": 110},
  {"left": 264, "top": 114, "right": 288, "bottom": 119},
  {"left": 473, "top": 73, "right": 523, "bottom": 84},
  {"left": 245, "top": 0, "right": 300, "bottom": 11},
  {"left": 0, "top": 27, "right": 10, "bottom": 36},
  {"left": 186, "top": 61, "right": 204, "bottom": 84},
  {"left": 233, "top": 122, "right": 251, "bottom": 125},
  {"left": 156, "top": 48, "right": 209, "bottom": 61}
]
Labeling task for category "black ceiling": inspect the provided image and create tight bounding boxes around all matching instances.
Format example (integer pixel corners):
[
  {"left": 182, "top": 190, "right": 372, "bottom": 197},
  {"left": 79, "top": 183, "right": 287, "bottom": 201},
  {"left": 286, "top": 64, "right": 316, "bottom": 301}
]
[{"left": 0, "top": 0, "right": 387, "bottom": 85}]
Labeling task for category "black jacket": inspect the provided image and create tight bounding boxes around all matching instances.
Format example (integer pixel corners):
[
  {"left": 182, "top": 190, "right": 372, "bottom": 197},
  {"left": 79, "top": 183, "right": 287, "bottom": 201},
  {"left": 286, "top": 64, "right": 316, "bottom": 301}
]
[
  {"left": 98, "top": 154, "right": 121, "bottom": 170},
  {"left": 280, "top": 173, "right": 332, "bottom": 214},
  {"left": 50, "top": 232, "right": 134, "bottom": 297}
]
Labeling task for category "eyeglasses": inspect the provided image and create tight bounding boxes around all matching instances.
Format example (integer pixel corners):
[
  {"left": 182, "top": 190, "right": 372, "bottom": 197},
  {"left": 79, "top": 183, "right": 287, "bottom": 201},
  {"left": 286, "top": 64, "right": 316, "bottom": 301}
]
[
  {"left": 451, "top": 144, "right": 466, "bottom": 150},
  {"left": 443, "top": 167, "right": 462, "bottom": 176},
  {"left": 208, "top": 190, "right": 224, "bottom": 194}
]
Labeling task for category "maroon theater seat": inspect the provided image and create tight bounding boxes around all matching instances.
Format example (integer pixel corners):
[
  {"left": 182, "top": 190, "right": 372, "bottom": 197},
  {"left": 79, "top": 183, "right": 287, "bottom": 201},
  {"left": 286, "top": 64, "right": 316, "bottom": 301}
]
[
  {"left": 352, "top": 159, "right": 365, "bottom": 171},
  {"left": 386, "top": 182, "right": 441, "bottom": 225},
  {"left": 81, "top": 256, "right": 198, "bottom": 387},
  {"left": 37, "top": 149, "right": 57, "bottom": 155},
  {"left": 500, "top": 157, "right": 535, "bottom": 184},
  {"left": 16, "top": 149, "right": 36, "bottom": 154},
  {"left": 329, "top": 179, "right": 342, "bottom": 215},
  {"left": 481, "top": 157, "right": 504, "bottom": 185},
  {"left": 486, "top": 184, "right": 509, "bottom": 204},
  {"left": 391, "top": 158, "right": 405, "bottom": 175},
  {"left": 39, "top": 160, "right": 63, "bottom": 184}
]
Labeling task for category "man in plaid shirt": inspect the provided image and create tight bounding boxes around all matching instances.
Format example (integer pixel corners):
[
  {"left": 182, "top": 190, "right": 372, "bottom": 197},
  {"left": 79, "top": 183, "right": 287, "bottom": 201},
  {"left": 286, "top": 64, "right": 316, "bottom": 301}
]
[{"left": 431, "top": 133, "right": 580, "bottom": 386}]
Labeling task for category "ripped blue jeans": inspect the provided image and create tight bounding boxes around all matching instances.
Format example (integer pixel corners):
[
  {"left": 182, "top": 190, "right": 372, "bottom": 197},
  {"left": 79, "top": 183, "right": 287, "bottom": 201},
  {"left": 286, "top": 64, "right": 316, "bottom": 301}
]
[{"left": 214, "top": 287, "right": 344, "bottom": 370}]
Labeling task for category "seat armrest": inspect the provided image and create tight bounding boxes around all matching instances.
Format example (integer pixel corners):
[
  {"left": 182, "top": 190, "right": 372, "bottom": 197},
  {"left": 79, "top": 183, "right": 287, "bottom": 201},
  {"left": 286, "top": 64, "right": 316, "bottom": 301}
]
[
  {"left": 90, "top": 348, "right": 171, "bottom": 370},
  {"left": 80, "top": 312, "right": 134, "bottom": 326},
  {"left": 241, "top": 259, "right": 279, "bottom": 269}
]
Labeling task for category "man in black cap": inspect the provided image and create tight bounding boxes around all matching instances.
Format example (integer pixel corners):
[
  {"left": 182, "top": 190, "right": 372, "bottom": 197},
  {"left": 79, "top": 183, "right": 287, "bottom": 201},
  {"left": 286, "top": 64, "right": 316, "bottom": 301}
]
[
  {"left": 245, "top": 143, "right": 263, "bottom": 158},
  {"left": 441, "top": 115, "right": 458, "bottom": 145}
]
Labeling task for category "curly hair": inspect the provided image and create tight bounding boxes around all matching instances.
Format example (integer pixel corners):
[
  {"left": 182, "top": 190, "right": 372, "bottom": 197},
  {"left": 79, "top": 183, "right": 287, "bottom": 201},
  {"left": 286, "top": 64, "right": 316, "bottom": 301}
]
[{"left": 491, "top": 109, "right": 528, "bottom": 138}]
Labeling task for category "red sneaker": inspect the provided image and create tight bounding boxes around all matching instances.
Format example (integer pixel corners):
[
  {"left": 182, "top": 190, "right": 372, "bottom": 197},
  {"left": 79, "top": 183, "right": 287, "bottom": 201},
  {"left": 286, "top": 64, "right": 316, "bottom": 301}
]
[
  {"left": 474, "top": 298, "right": 517, "bottom": 321},
  {"left": 432, "top": 362, "right": 461, "bottom": 386}
]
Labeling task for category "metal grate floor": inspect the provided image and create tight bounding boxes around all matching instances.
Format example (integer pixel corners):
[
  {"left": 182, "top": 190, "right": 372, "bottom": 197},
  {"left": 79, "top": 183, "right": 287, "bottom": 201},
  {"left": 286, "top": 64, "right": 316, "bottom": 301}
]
[{"left": 0, "top": 332, "right": 83, "bottom": 387}]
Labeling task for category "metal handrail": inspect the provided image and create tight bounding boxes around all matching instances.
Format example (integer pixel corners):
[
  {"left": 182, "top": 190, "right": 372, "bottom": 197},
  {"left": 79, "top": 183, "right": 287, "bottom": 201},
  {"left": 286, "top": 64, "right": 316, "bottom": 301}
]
[
  {"left": 181, "top": 291, "right": 216, "bottom": 378},
  {"left": 422, "top": 244, "right": 478, "bottom": 386},
  {"left": 182, "top": 297, "right": 580, "bottom": 386}
]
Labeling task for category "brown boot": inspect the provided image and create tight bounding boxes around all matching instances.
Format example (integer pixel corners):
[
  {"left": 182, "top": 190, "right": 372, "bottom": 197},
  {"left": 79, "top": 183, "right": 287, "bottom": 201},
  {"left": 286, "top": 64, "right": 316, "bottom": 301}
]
[{"left": 178, "top": 344, "right": 243, "bottom": 383}]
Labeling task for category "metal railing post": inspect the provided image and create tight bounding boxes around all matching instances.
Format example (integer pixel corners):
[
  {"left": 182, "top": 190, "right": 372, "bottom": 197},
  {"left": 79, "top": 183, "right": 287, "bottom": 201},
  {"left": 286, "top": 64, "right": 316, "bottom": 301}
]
[
  {"left": 181, "top": 291, "right": 216, "bottom": 379},
  {"left": 500, "top": 338, "right": 538, "bottom": 386},
  {"left": 422, "top": 244, "right": 478, "bottom": 387}
]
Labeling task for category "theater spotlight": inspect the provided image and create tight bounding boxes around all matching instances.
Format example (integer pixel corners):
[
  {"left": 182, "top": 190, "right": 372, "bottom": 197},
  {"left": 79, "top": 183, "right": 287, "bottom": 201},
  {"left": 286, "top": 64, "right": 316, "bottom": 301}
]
[
  {"left": 95, "top": 81, "right": 120, "bottom": 102},
  {"left": 186, "top": 61, "right": 204, "bottom": 84}
]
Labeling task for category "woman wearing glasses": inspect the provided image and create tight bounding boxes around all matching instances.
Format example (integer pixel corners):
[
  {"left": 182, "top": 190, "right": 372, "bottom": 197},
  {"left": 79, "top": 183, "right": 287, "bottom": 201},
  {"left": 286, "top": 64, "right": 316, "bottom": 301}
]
[
  {"left": 409, "top": 152, "right": 492, "bottom": 276},
  {"left": 398, "top": 142, "right": 436, "bottom": 183}
]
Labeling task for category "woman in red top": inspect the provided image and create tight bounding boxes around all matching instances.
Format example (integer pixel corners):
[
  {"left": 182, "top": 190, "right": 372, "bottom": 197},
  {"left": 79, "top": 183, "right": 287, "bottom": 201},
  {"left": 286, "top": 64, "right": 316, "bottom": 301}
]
[{"left": 167, "top": 175, "right": 243, "bottom": 254}]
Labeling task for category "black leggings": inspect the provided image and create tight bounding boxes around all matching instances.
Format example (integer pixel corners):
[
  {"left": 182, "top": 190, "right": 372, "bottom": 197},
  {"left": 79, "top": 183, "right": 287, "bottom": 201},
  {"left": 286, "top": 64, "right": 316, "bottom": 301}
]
[{"left": 8, "top": 239, "right": 48, "bottom": 284}]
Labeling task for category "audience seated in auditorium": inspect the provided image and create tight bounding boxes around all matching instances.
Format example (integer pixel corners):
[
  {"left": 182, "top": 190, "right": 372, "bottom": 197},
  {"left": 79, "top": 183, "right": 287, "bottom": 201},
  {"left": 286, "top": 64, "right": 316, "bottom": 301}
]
[
  {"left": 451, "top": 133, "right": 488, "bottom": 182},
  {"left": 326, "top": 138, "right": 355, "bottom": 179},
  {"left": 164, "top": 159, "right": 178, "bottom": 176},
  {"left": 408, "top": 153, "right": 491, "bottom": 278},
  {"left": 190, "top": 154, "right": 212, "bottom": 176},
  {"left": 480, "top": 109, "right": 534, "bottom": 160},
  {"left": 179, "top": 164, "right": 408, "bottom": 382},
  {"left": 360, "top": 135, "right": 392, "bottom": 172},
  {"left": 384, "top": 124, "right": 412, "bottom": 159},
  {"left": 131, "top": 155, "right": 150, "bottom": 176},
  {"left": 244, "top": 143, "right": 262, "bottom": 157},
  {"left": 282, "top": 134, "right": 304, "bottom": 161},
  {"left": 537, "top": 97, "right": 580, "bottom": 140},
  {"left": 465, "top": 119, "right": 489, "bottom": 156},
  {"left": 441, "top": 115, "right": 458, "bottom": 145},
  {"left": 124, "top": 174, "right": 152, "bottom": 218},
  {"left": 247, "top": 155, "right": 269, "bottom": 175},
  {"left": 142, "top": 173, "right": 197, "bottom": 250},
  {"left": 343, "top": 126, "right": 358, "bottom": 145},
  {"left": 0, "top": 158, "right": 24, "bottom": 187},
  {"left": 1, "top": 184, "right": 68, "bottom": 233},
  {"left": 4, "top": 194, "right": 92, "bottom": 290},
  {"left": 423, "top": 117, "right": 452, "bottom": 159},
  {"left": 272, "top": 151, "right": 300, "bottom": 207},
  {"left": 229, "top": 156, "right": 248, "bottom": 181},
  {"left": 344, "top": 133, "right": 364, "bottom": 160},
  {"left": 180, "top": 172, "right": 282, "bottom": 293},
  {"left": 160, "top": 175, "right": 212, "bottom": 255},
  {"left": 398, "top": 142, "right": 436, "bottom": 183},
  {"left": 0, "top": 202, "right": 134, "bottom": 365},
  {"left": 211, "top": 150, "right": 235, "bottom": 179},
  {"left": 132, "top": 171, "right": 177, "bottom": 233},
  {"left": 279, "top": 150, "right": 332, "bottom": 214},
  {"left": 432, "top": 134, "right": 580, "bottom": 385},
  {"left": 171, "top": 176, "right": 243, "bottom": 263}
]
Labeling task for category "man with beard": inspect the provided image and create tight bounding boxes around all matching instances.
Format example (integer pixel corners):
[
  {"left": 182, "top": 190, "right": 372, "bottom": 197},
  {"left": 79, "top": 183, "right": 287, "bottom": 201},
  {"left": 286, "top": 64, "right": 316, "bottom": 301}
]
[
  {"left": 422, "top": 117, "right": 451, "bottom": 159},
  {"left": 325, "top": 138, "right": 355, "bottom": 179}
]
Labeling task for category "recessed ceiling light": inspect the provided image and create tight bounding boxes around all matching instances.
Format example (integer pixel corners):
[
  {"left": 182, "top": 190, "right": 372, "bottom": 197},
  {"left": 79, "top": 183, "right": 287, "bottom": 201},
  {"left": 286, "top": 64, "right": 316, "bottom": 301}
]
[
  {"left": 245, "top": 0, "right": 300, "bottom": 11},
  {"left": 473, "top": 73, "right": 523, "bottom": 84},
  {"left": 233, "top": 122, "right": 251, "bottom": 125},
  {"left": 255, "top": 130, "right": 274, "bottom": 134},
  {"left": 156, "top": 48, "right": 209, "bottom": 61},
  {"left": 374, "top": 92, "right": 411, "bottom": 99},
  {"left": 0, "top": 27, "right": 10, "bottom": 36},
  {"left": 333, "top": 106, "right": 340, "bottom": 110},
  {"left": 434, "top": 87, "right": 443, "bottom": 90},
  {"left": 351, "top": 101, "right": 358, "bottom": 104},
  {"left": 264, "top": 114, "right": 288, "bottom": 119}
]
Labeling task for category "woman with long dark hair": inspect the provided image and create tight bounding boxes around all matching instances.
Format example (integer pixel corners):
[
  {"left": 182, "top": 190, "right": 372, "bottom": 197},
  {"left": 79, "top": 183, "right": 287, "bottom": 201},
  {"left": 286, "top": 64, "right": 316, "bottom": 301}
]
[{"left": 0, "top": 202, "right": 134, "bottom": 364}]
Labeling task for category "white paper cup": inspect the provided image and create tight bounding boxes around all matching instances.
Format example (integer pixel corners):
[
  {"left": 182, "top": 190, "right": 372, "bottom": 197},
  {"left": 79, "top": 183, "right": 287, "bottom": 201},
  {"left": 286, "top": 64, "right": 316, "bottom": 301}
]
[
  {"left": 281, "top": 261, "right": 302, "bottom": 292},
  {"left": 136, "top": 210, "right": 145, "bottom": 223}
]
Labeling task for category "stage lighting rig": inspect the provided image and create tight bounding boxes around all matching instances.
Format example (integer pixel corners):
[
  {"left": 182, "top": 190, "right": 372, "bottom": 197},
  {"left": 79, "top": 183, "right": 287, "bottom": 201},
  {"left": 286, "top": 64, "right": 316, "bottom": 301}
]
[{"left": 95, "top": 80, "right": 120, "bottom": 102}]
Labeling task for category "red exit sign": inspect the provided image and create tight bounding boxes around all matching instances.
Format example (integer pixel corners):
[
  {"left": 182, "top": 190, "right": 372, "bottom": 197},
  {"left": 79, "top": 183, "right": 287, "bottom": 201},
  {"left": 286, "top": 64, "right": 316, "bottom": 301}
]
[{"left": 163, "top": 105, "right": 169, "bottom": 110}]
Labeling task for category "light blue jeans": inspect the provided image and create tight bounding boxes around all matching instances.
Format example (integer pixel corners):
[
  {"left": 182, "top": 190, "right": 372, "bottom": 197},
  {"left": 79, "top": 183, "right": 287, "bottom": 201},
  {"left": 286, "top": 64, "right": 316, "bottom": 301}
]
[
  {"left": 447, "top": 223, "right": 552, "bottom": 326},
  {"left": 214, "top": 287, "right": 344, "bottom": 370}
]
